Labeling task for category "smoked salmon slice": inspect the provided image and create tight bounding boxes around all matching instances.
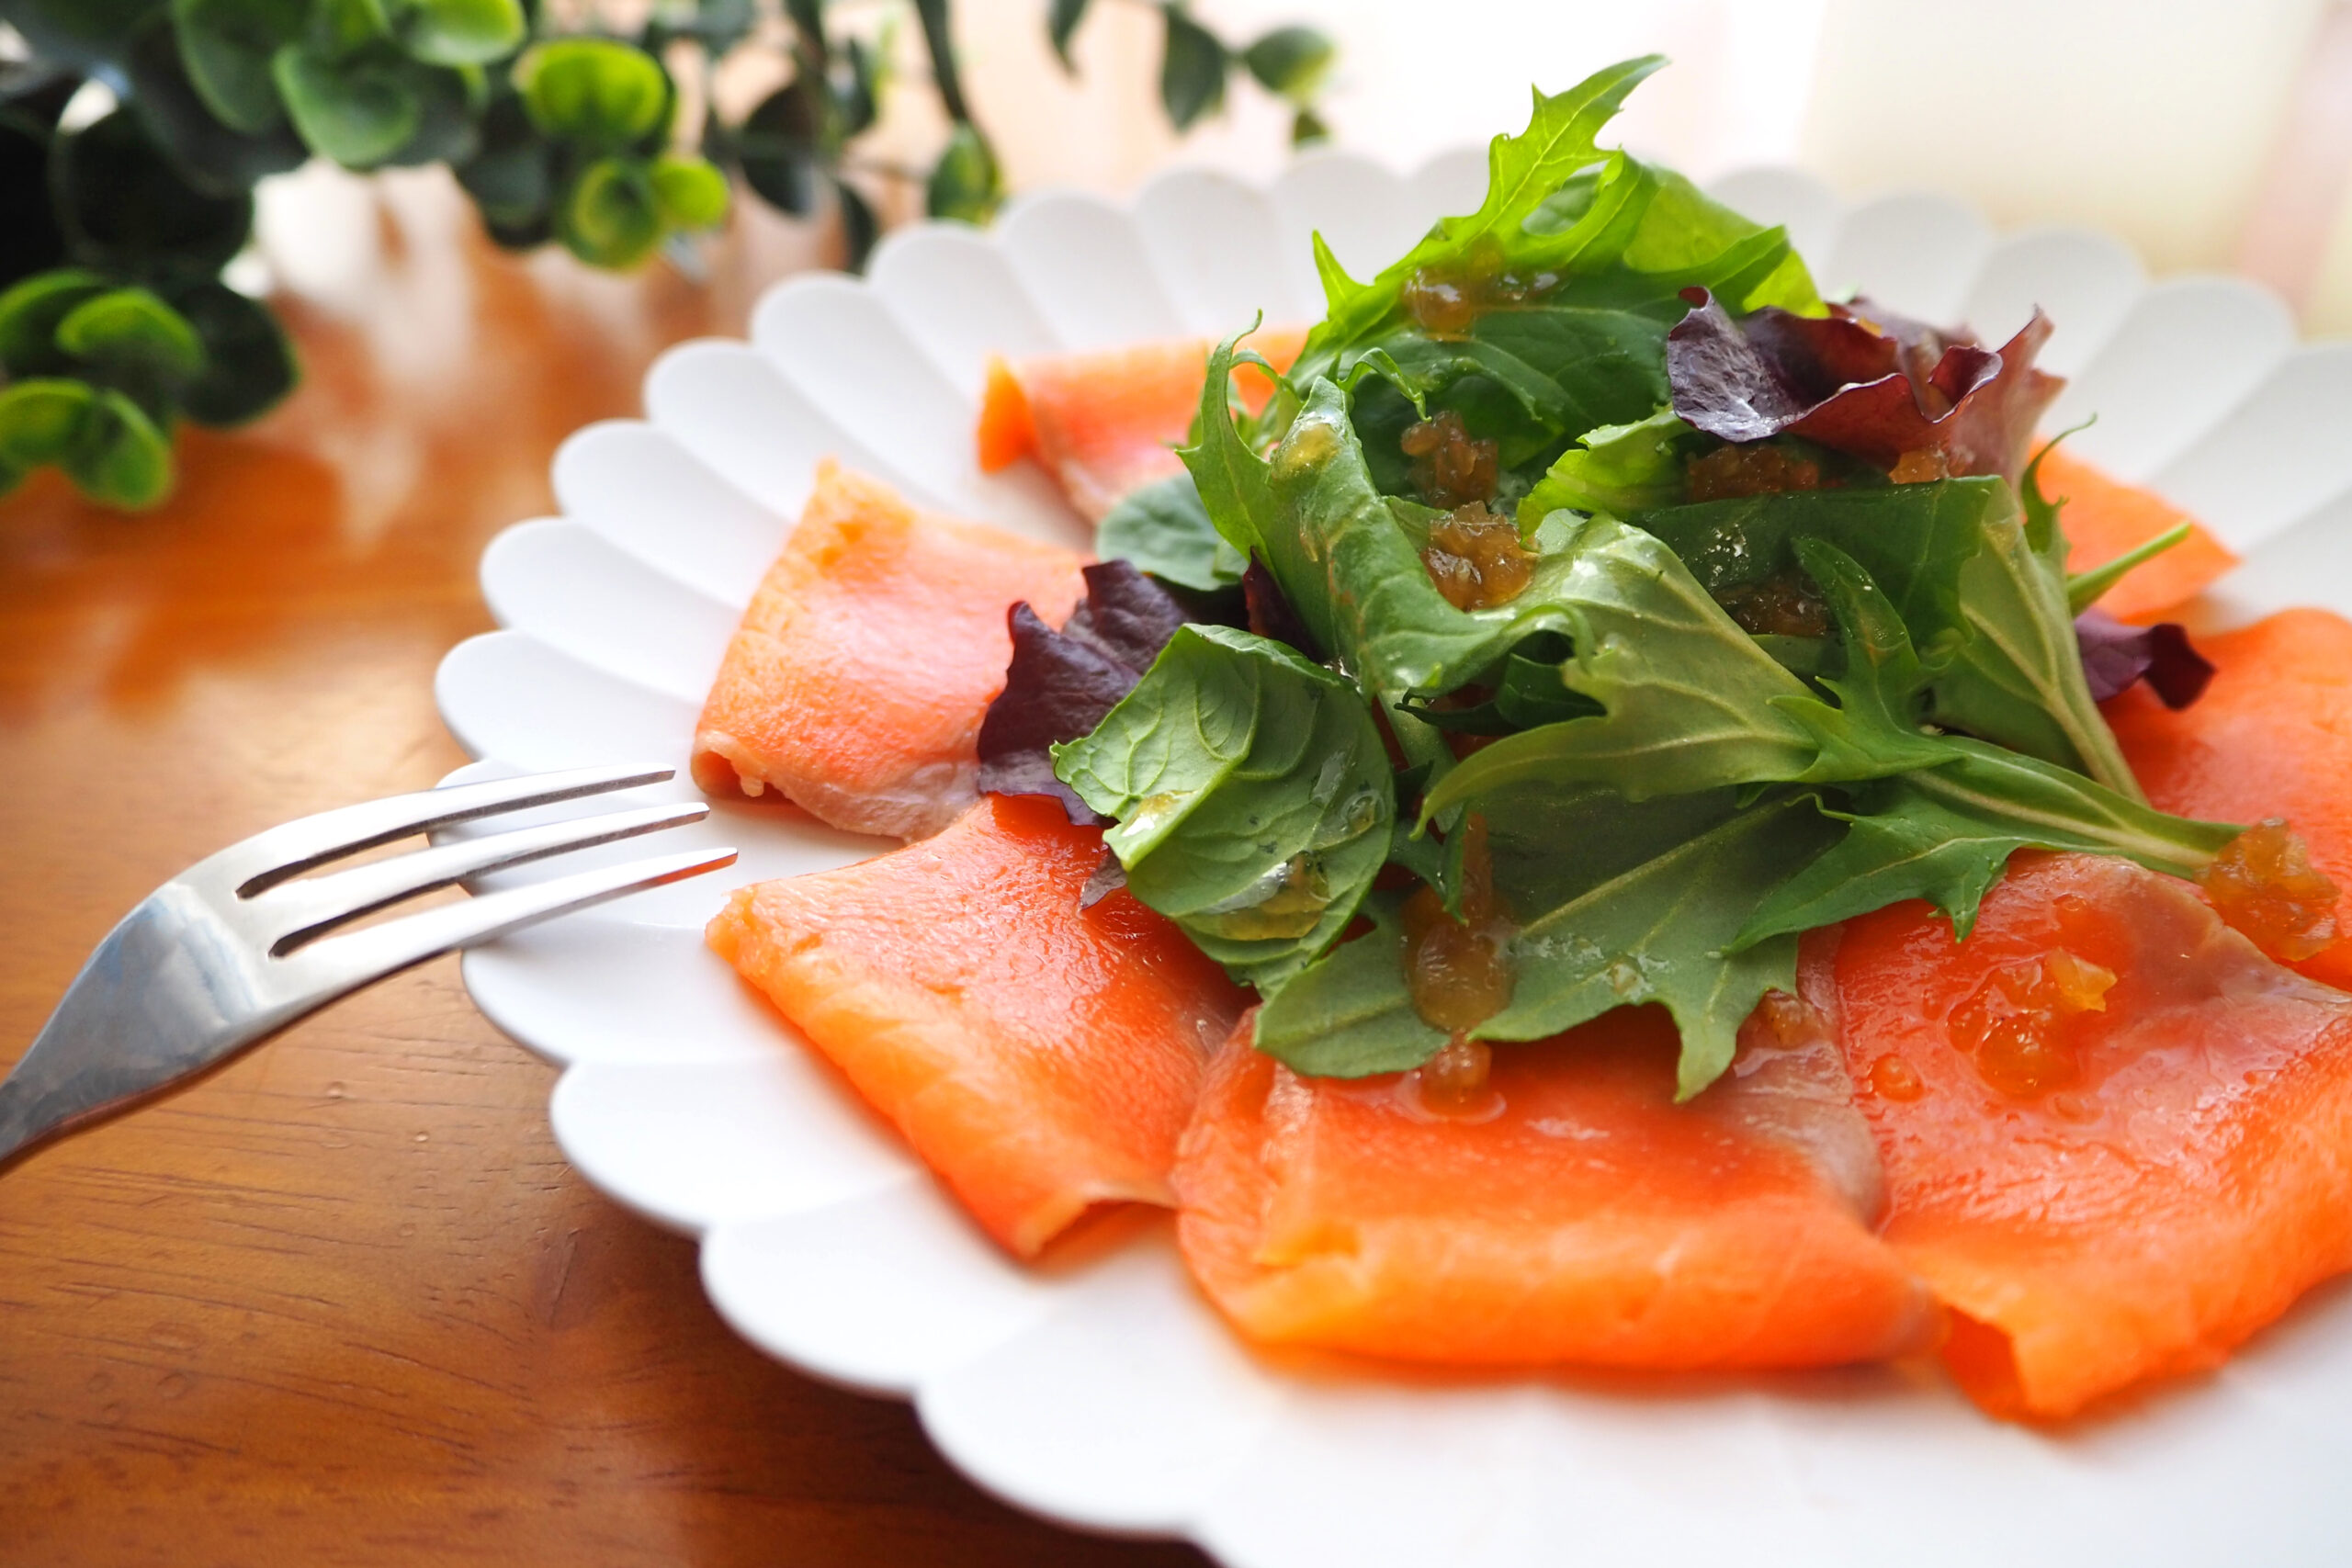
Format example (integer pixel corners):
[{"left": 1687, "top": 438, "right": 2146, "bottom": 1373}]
[
  {"left": 1834, "top": 852, "right": 2352, "bottom": 1419},
  {"left": 1174, "top": 994, "right": 1933, "bottom": 1370},
  {"left": 691, "top": 462, "right": 1088, "bottom": 840},
  {"left": 2041, "top": 448, "right": 2237, "bottom": 622},
  {"left": 977, "top": 330, "right": 1307, "bottom": 522},
  {"left": 707, "top": 794, "right": 1250, "bottom": 1257},
  {"left": 2108, "top": 607, "right": 2352, "bottom": 987}
]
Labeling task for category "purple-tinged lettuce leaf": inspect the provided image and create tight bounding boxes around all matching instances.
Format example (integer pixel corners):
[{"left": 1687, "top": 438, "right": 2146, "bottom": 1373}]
[
  {"left": 977, "top": 561, "right": 1195, "bottom": 823},
  {"left": 1242, "top": 552, "right": 1317, "bottom": 657},
  {"left": 1666, "top": 288, "right": 2063, "bottom": 482},
  {"left": 2076, "top": 608, "right": 2216, "bottom": 709}
]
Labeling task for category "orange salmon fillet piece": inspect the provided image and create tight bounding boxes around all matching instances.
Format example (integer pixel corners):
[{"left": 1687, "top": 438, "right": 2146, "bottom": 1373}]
[
  {"left": 707, "top": 795, "right": 1250, "bottom": 1257},
  {"left": 2040, "top": 448, "right": 2237, "bottom": 622},
  {"left": 1835, "top": 853, "right": 2352, "bottom": 1419},
  {"left": 1174, "top": 997, "right": 1933, "bottom": 1371},
  {"left": 691, "top": 462, "right": 1088, "bottom": 840},
  {"left": 977, "top": 329, "right": 1307, "bottom": 521},
  {"left": 2109, "top": 607, "right": 2352, "bottom": 988}
]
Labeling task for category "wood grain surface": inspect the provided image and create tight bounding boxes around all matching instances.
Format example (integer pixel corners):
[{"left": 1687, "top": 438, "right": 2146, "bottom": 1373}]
[{"left": 0, "top": 188, "right": 1210, "bottom": 1568}]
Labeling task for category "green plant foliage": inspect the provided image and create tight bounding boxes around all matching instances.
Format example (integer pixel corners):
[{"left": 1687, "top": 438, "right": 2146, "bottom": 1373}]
[
  {"left": 926, "top": 120, "right": 1001, "bottom": 225},
  {"left": 1159, "top": 6, "right": 1227, "bottom": 130},
  {"left": 0, "top": 0, "right": 1338, "bottom": 509},
  {"left": 516, "top": 37, "right": 669, "bottom": 147}
]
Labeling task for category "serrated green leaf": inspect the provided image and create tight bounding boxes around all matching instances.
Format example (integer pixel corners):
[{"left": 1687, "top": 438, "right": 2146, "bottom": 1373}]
[
  {"left": 1636, "top": 477, "right": 2141, "bottom": 797},
  {"left": 1736, "top": 740, "right": 2242, "bottom": 948},
  {"left": 1520, "top": 405, "right": 1694, "bottom": 525},
  {"left": 386, "top": 0, "right": 524, "bottom": 67},
  {"left": 1477, "top": 793, "right": 1838, "bottom": 1100},
  {"left": 925, "top": 121, "right": 1001, "bottom": 225},
  {"left": 1053, "top": 623, "right": 1393, "bottom": 992},
  {"left": 1047, "top": 0, "right": 1091, "bottom": 71},
  {"left": 173, "top": 0, "right": 306, "bottom": 132},
  {"left": 1769, "top": 537, "right": 1954, "bottom": 782},
  {"left": 1420, "top": 514, "right": 1819, "bottom": 816},
  {"left": 650, "top": 153, "right": 729, "bottom": 229},
  {"left": 160, "top": 277, "right": 297, "bottom": 425},
  {"left": 0, "top": 268, "right": 111, "bottom": 378},
  {"left": 56, "top": 287, "right": 207, "bottom": 380},
  {"left": 1097, "top": 472, "right": 1246, "bottom": 592},
  {"left": 1159, "top": 5, "right": 1227, "bottom": 130},
  {"left": 515, "top": 38, "right": 668, "bottom": 147},
  {"left": 1250, "top": 891, "right": 1449, "bottom": 1077},
  {"left": 272, "top": 41, "right": 422, "bottom": 164},
  {"left": 556, "top": 156, "right": 662, "bottom": 268},
  {"left": 1241, "top": 25, "right": 1331, "bottom": 104}
]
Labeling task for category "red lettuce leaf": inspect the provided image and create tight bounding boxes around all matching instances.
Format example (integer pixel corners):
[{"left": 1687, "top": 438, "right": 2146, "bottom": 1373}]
[
  {"left": 2076, "top": 607, "right": 2215, "bottom": 709},
  {"left": 1666, "top": 288, "right": 2063, "bottom": 481},
  {"left": 1243, "top": 552, "right": 1318, "bottom": 657},
  {"left": 977, "top": 561, "right": 1196, "bottom": 824}
]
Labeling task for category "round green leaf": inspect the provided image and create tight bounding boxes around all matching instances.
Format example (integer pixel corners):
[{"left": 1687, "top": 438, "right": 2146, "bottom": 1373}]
[
  {"left": 155, "top": 278, "right": 298, "bottom": 424},
  {"left": 173, "top": 0, "right": 308, "bottom": 133},
  {"left": 0, "top": 268, "right": 112, "bottom": 378},
  {"left": 56, "top": 288, "right": 208, "bottom": 381},
  {"left": 650, "top": 154, "right": 728, "bottom": 230},
  {"left": 924, "top": 121, "right": 1001, "bottom": 226},
  {"left": 515, "top": 39, "right": 669, "bottom": 148},
  {"left": 272, "top": 42, "right": 423, "bottom": 166},
  {"left": 309, "top": 0, "right": 394, "bottom": 61},
  {"left": 1242, "top": 26, "right": 1333, "bottom": 105},
  {"left": 386, "top": 0, "right": 525, "bottom": 68},
  {"left": 379, "top": 58, "right": 481, "bottom": 167},
  {"left": 1159, "top": 6, "right": 1227, "bottom": 130},
  {"left": 0, "top": 378, "right": 98, "bottom": 468},
  {"left": 53, "top": 108, "right": 255, "bottom": 275},
  {"left": 1290, "top": 106, "right": 1329, "bottom": 147},
  {"left": 735, "top": 79, "right": 820, "bottom": 217},
  {"left": 455, "top": 90, "right": 554, "bottom": 227},
  {"left": 70, "top": 389, "right": 176, "bottom": 509},
  {"left": 557, "top": 157, "right": 663, "bottom": 269},
  {"left": 130, "top": 15, "right": 311, "bottom": 196}
]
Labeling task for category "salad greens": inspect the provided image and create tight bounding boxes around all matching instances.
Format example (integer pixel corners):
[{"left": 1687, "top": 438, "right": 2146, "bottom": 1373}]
[{"left": 1010, "top": 56, "right": 2243, "bottom": 1099}]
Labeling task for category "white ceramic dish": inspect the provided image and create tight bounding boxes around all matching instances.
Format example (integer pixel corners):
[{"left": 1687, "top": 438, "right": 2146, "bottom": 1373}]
[{"left": 434, "top": 152, "right": 2352, "bottom": 1567}]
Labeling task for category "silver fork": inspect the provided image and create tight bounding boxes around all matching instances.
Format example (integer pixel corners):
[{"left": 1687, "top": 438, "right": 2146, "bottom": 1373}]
[{"left": 0, "top": 763, "right": 736, "bottom": 1168}]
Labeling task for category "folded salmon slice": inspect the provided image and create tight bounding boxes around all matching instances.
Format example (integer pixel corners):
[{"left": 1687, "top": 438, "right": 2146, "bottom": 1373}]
[
  {"left": 978, "top": 330, "right": 1307, "bottom": 521},
  {"left": 2109, "top": 607, "right": 2352, "bottom": 987},
  {"left": 691, "top": 462, "right": 1088, "bottom": 840},
  {"left": 707, "top": 795, "right": 1250, "bottom": 1257},
  {"left": 1835, "top": 852, "right": 2352, "bottom": 1419},
  {"left": 1175, "top": 995, "right": 1933, "bottom": 1370},
  {"left": 2041, "top": 448, "right": 2237, "bottom": 622}
]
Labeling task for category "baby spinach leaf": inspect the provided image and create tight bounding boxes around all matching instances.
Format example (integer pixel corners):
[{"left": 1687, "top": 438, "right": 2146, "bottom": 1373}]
[
  {"left": 1053, "top": 624, "right": 1393, "bottom": 992},
  {"left": 1477, "top": 793, "right": 1839, "bottom": 1100},
  {"left": 1419, "top": 513, "right": 1818, "bottom": 816},
  {"left": 1736, "top": 739, "right": 2242, "bottom": 947},
  {"left": 1098, "top": 472, "right": 1245, "bottom": 591},
  {"left": 1251, "top": 891, "right": 1448, "bottom": 1077}
]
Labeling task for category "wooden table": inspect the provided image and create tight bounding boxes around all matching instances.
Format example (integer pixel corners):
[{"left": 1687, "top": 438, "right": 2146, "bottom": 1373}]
[{"left": 0, "top": 200, "right": 1209, "bottom": 1567}]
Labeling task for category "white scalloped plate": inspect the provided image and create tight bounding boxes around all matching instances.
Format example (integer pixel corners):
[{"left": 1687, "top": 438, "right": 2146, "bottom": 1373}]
[{"left": 435, "top": 154, "right": 2352, "bottom": 1567}]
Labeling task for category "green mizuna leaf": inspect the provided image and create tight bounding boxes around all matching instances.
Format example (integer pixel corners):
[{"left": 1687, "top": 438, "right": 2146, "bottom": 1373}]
[
  {"left": 1770, "top": 537, "right": 1955, "bottom": 782},
  {"left": 1519, "top": 404, "right": 1695, "bottom": 525},
  {"left": 1053, "top": 624, "right": 1394, "bottom": 992},
  {"left": 1419, "top": 514, "right": 1819, "bottom": 816},
  {"left": 1636, "top": 477, "right": 2142, "bottom": 797},
  {"left": 1477, "top": 793, "right": 1840, "bottom": 1100},
  {"left": 1251, "top": 891, "right": 1448, "bottom": 1077},
  {"left": 2066, "top": 521, "right": 2192, "bottom": 614},
  {"left": 1736, "top": 739, "right": 2243, "bottom": 947},
  {"left": 1097, "top": 472, "right": 1245, "bottom": 592}
]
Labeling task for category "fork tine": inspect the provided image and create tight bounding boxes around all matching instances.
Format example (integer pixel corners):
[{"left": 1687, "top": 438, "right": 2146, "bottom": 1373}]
[
  {"left": 258, "top": 800, "right": 713, "bottom": 956},
  {"left": 275, "top": 845, "right": 739, "bottom": 1010},
  {"left": 216, "top": 764, "right": 678, "bottom": 896}
]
